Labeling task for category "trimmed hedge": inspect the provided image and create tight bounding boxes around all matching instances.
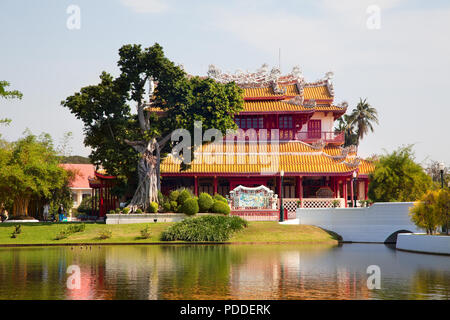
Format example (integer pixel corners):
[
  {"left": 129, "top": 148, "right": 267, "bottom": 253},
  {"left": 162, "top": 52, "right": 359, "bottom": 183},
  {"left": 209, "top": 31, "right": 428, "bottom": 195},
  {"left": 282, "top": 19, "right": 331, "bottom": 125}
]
[
  {"left": 198, "top": 193, "right": 214, "bottom": 212},
  {"left": 148, "top": 201, "right": 159, "bottom": 213},
  {"left": 177, "top": 189, "right": 192, "bottom": 206},
  {"left": 169, "top": 190, "right": 180, "bottom": 202},
  {"left": 213, "top": 193, "right": 227, "bottom": 203},
  {"left": 160, "top": 215, "right": 248, "bottom": 242},
  {"left": 181, "top": 198, "right": 199, "bottom": 216},
  {"left": 211, "top": 200, "right": 231, "bottom": 215}
]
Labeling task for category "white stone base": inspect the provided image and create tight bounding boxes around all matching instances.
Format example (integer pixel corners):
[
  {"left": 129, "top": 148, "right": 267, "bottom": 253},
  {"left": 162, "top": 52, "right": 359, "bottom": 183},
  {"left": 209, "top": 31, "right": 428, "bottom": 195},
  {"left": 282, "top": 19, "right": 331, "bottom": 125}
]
[
  {"left": 3, "top": 219, "right": 40, "bottom": 223},
  {"left": 106, "top": 213, "right": 213, "bottom": 224},
  {"left": 396, "top": 233, "right": 450, "bottom": 255}
]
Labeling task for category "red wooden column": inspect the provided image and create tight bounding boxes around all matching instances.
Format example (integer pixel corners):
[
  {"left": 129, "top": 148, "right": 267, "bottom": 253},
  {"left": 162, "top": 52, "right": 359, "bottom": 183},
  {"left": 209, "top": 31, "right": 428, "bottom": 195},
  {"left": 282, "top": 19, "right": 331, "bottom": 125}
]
[
  {"left": 194, "top": 176, "right": 198, "bottom": 196},
  {"left": 364, "top": 179, "right": 369, "bottom": 200},
  {"left": 350, "top": 177, "right": 354, "bottom": 207},
  {"left": 343, "top": 179, "right": 348, "bottom": 208},
  {"left": 213, "top": 176, "right": 218, "bottom": 195}
]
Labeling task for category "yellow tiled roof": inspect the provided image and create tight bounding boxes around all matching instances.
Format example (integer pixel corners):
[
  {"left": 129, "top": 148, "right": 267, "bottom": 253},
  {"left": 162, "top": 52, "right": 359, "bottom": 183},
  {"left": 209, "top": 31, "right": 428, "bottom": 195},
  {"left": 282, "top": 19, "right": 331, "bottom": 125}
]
[
  {"left": 160, "top": 142, "right": 374, "bottom": 175},
  {"left": 304, "top": 86, "right": 332, "bottom": 100}
]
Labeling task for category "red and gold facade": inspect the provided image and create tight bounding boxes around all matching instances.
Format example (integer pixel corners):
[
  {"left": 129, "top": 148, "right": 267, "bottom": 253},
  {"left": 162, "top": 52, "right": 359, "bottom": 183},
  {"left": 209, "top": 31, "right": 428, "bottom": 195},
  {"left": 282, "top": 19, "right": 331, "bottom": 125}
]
[{"left": 154, "top": 67, "right": 375, "bottom": 208}]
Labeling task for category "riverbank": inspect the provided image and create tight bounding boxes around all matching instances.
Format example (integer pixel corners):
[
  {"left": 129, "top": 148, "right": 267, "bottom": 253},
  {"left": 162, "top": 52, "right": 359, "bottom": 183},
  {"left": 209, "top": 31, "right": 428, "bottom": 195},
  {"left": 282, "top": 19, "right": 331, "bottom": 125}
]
[{"left": 0, "top": 221, "right": 340, "bottom": 246}]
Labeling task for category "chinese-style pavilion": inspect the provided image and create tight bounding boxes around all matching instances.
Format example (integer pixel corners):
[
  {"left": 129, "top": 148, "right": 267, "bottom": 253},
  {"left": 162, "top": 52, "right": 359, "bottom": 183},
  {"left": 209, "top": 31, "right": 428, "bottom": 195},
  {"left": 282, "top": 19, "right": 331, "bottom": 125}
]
[
  {"left": 151, "top": 65, "right": 375, "bottom": 210},
  {"left": 88, "top": 171, "right": 118, "bottom": 218}
]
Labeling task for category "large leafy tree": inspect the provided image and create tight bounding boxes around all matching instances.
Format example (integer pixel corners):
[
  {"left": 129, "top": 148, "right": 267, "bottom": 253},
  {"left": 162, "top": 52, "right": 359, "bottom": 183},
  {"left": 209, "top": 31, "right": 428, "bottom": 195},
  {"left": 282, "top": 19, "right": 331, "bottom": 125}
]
[
  {"left": 62, "top": 43, "right": 243, "bottom": 210},
  {"left": 0, "top": 133, "right": 71, "bottom": 216},
  {"left": 368, "top": 146, "right": 432, "bottom": 202}
]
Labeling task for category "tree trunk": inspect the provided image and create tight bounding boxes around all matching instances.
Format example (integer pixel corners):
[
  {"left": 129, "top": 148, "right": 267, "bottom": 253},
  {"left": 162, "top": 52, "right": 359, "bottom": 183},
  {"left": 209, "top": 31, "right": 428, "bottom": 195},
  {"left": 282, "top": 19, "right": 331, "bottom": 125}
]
[
  {"left": 127, "top": 139, "right": 159, "bottom": 212},
  {"left": 12, "top": 196, "right": 30, "bottom": 216}
]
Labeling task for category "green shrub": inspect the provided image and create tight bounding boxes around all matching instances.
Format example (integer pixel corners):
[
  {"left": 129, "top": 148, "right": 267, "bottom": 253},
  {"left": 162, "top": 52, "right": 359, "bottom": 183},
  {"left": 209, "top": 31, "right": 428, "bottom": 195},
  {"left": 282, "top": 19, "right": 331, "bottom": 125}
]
[
  {"left": 108, "top": 210, "right": 115, "bottom": 215},
  {"left": 161, "top": 215, "right": 247, "bottom": 242},
  {"left": 140, "top": 225, "right": 151, "bottom": 239},
  {"left": 158, "top": 190, "right": 165, "bottom": 204},
  {"left": 115, "top": 208, "right": 121, "bottom": 213},
  {"left": 14, "top": 225, "right": 22, "bottom": 234},
  {"left": 169, "top": 190, "right": 180, "bottom": 202},
  {"left": 181, "top": 198, "right": 199, "bottom": 216},
  {"left": 148, "top": 201, "right": 159, "bottom": 213},
  {"left": 77, "top": 196, "right": 94, "bottom": 214},
  {"left": 170, "top": 201, "right": 178, "bottom": 212},
  {"left": 98, "top": 229, "right": 112, "bottom": 240},
  {"left": 54, "top": 230, "right": 69, "bottom": 240},
  {"left": 135, "top": 208, "right": 143, "bottom": 214},
  {"left": 213, "top": 193, "right": 227, "bottom": 203},
  {"left": 66, "top": 223, "right": 86, "bottom": 233},
  {"left": 122, "top": 207, "right": 130, "bottom": 214},
  {"left": 162, "top": 202, "right": 171, "bottom": 212},
  {"left": 211, "top": 200, "right": 231, "bottom": 215},
  {"left": 177, "top": 189, "right": 192, "bottom": 206},
  {"left": 198, "top": 193, "right": 214, "bottom": 212}
]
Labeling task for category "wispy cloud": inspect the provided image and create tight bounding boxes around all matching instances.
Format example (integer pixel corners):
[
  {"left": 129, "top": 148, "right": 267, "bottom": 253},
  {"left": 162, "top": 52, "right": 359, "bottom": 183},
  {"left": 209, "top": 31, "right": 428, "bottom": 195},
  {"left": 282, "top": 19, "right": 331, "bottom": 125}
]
[{"left": 120, "top": 0, "right": 168, "bottom": 13}]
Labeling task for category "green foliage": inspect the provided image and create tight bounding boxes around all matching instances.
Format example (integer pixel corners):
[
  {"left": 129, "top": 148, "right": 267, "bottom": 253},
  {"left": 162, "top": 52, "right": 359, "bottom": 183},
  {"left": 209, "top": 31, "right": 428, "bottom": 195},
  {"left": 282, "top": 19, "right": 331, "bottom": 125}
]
[
  {"left": 77, "top": 196, "right": 95, "bottom": 214},
  {"left": 170, "top": 201, "right": 178, "bottom": 212},
  {"left": 14, "top": 225, "right": 22, "bottom": 234},
  {"left": 140, "top": 225, "right": 151, "bottom": 239},
  {"left": 169, "top": 190, "right": 180, "bottom": 202},
  {"left": 148, "top": 201, "right": 159, "bottom": 213},
  {"left": 331, "top": 200, "right": 340, "bottom": 208},
  {"left": 368, "top": 146, "right": 432, "bottom": 202},
  {"left": 0, "top": 81, "right": 23, "bottom": 100},
  {"left": 181, "top": 198, "right": 199, "bottom": 216},
  {"left": 115, "top": 208, "right": 121, "bottom": 213},
  {"left": 108, "top": 210, "right": 115, "bottom": 215},
  {"left": 54, "top": 223, "right": 86, "bottom": 240},
  {"left": 213, "top": 193, "right": 227, "bottom": 203},
  {"left": 135, "top": 208, "right": 143, "bottom": 214},
  {"left": 177, "top": 189, "right": 192, "bottom": 206},
  {"left": 61, "top": 43, "right": 244, "bottom": 207},
  {"left": 157, "top": 191, "right": 165, "bottom": 204},
  {"left": 211, "top": 200, "right": 231, "bottom": 215},
  {"left": 60, "top": 155, "right": 91, "bottom": 164},
  {"left": 0, "top": 132, "right": 71, "bottom": 216},
  {"left": 122, "top": 207, "right": 130, "bottom": 214},
  {"left": 161, "top": 215, "right": 248, "bottom": 242},
  {"left": 198, "top": 193, "right": 214, "bottom": 212},
  {"left": 347, "top": 98, "right": 379, "bottom": 145},
  {"left": 98, "top": 229, "right": 112, "bottom": 240},
  {"left": 162, "top": 201, "right": 171, "bottom": 212}
]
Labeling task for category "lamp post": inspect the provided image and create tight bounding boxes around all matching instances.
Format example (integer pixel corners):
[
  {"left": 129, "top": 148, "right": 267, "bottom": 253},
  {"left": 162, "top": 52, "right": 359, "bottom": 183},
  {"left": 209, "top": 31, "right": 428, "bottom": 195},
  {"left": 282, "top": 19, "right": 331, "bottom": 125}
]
[
  {"left": 352, "top": 171, "right": 357, "bottom": 207},
  {"left": 438, "top": 162, "right": 446, "bottom": 234},
  {"left": 279, "top": 170, "right": 285, "bottom": 222},
  {"left": 438, "top": 162, "right": 445, "bottom": 189}
]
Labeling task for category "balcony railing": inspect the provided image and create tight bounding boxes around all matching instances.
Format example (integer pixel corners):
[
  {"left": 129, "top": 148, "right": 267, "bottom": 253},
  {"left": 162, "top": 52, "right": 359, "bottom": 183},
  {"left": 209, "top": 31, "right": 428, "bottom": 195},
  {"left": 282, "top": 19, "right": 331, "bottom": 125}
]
[{"left": 225, "top": 129, "right": 344, "bottom": 144}]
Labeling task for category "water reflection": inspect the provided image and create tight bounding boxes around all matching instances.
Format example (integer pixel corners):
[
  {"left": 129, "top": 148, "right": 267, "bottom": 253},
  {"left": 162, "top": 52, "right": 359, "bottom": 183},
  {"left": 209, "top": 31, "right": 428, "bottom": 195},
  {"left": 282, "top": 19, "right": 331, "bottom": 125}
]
[{"left": 0, "top": 244, "right": 448, "bottom": 300}]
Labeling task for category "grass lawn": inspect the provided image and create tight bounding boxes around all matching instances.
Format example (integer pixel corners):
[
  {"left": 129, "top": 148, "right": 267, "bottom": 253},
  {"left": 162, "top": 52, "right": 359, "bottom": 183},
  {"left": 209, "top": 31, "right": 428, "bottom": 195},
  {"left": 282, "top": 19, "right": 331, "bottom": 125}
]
[{"left": 0, "top": 221, "right": 340, "bottom": 245}]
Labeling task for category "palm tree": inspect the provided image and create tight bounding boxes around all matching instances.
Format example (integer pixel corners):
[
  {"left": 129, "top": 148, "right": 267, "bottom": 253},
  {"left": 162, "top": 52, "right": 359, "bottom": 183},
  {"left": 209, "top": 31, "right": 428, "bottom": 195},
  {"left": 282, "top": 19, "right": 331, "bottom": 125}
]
[
  {"left": 348, "top": 98, "right": 378, "bottom": 146},
  {"left": 335, "top": 114, "right": 358, "bottom": 147}
]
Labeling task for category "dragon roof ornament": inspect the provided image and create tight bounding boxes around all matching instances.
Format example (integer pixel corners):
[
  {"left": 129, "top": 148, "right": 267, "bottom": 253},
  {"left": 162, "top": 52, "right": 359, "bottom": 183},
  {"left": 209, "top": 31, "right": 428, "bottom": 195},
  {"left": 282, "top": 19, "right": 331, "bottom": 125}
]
[{"left": 207, "top": 64, "right": 305, "bottom": 88}]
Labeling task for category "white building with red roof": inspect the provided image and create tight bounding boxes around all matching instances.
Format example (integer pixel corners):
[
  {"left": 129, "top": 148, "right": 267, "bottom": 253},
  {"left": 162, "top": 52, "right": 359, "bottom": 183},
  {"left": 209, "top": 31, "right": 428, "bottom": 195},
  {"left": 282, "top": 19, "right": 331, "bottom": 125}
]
[{"left": 60, "top": 164, "right": 96, "bottom": 208}]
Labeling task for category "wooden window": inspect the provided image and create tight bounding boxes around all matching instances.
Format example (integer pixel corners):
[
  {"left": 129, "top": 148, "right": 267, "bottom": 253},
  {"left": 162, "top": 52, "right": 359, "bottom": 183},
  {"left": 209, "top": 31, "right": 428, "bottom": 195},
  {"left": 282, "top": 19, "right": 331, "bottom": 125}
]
[
  {"left": 307, "top": 120, "right": 321, "bottom": 138},
  {"left": 279, "top": 116, "right": 293, "bottom": 129}
]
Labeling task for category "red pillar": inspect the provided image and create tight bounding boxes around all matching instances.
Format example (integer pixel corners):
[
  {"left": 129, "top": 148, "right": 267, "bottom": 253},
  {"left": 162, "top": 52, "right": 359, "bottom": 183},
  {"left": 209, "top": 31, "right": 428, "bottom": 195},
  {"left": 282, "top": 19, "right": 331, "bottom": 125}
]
[
  {"left": 296, "top": 176, "right": 303, "bottom": 207},
  {"left": 350, "top": 178, "right": 354, "bottom": 207},
  {"left": 343, "top": 179, "right": 348, "bottom": 208},
  {"left": 364, "top": 179, "right": 369, "bottom": 200},
  {"left": 194, "top": 176, "right": 198, "bottom": 196},
  {"left": 213, "top": 176, "right": 218, "bottom": 195}
]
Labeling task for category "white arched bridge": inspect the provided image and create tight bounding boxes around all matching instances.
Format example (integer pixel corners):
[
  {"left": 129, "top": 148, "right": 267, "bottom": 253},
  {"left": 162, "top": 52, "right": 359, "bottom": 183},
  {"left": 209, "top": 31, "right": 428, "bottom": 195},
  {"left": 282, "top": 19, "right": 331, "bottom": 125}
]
[{"left": 282, "top": 202, "right": 420, "bottom": 243}]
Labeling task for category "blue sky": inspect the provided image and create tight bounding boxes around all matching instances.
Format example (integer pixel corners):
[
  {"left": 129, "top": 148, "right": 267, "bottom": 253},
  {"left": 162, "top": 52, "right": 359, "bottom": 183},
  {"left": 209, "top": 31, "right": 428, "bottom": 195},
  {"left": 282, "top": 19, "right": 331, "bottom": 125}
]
[{"left": 1, "top": 0, "right": 449, "bottom": 166}]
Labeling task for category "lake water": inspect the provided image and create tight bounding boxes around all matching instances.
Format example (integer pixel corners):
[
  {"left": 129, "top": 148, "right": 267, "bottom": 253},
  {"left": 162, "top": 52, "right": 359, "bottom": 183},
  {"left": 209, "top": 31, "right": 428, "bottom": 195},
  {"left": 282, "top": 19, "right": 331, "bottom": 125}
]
[{"left": 0, "top": 244, "right": 448, "bottom": 300}]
